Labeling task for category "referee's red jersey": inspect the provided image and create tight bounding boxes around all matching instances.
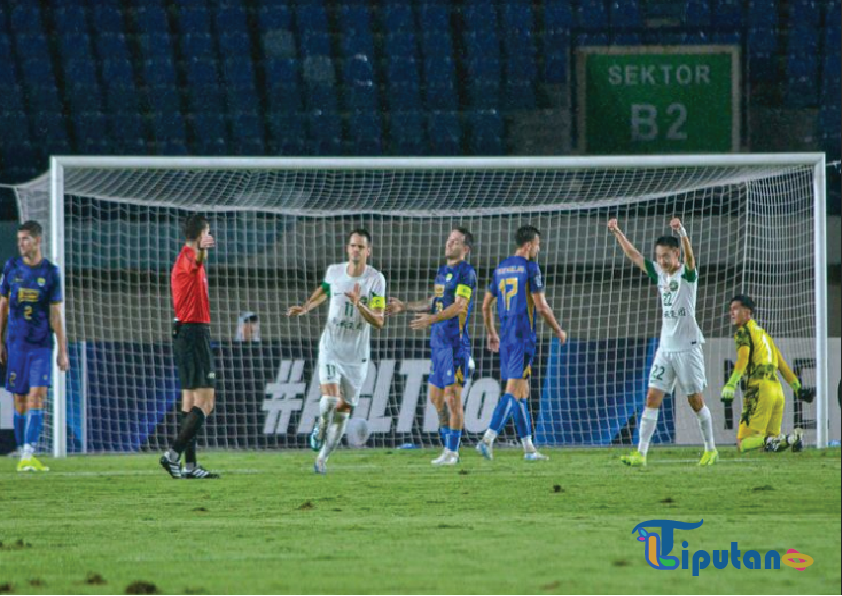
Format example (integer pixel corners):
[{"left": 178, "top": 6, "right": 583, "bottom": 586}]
[{"left": 171, "top": 246, "right": 210, "bottom": 324}]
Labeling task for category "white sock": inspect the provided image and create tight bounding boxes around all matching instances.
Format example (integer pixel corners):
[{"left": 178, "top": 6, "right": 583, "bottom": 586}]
[
  {"left": 319, "top": 411, "right": 349, "bottom": 459},
  {"left": 696, "top": 406, "right": 716, "bottom": 451},
  {"left": 22, "top": 444, "right": 33, "bottom": 459},
  {"left": 521, "top": 435, "right": 535, "bottom": 452},
  {"left": 483, "top": 429, "right": 498, "bottom": 444},
  {"left": 318, "top": 396, "right": 339, "bottom": 438},
  {"left": 638, "top": 407, "right": 659, "bottom": 456}
]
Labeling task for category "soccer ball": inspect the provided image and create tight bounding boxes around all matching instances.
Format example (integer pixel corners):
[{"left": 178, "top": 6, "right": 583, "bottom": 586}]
[{"left": 345, "top": 418, "right": 370, "bottom": 447}]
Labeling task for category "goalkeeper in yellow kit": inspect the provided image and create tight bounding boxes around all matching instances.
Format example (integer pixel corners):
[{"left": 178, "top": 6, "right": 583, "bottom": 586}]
[{"left": 721, "top": 295, "right": 804, "bottom": 452}]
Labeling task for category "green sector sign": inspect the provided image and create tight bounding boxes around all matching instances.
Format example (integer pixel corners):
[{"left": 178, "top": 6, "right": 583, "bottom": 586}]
[{"left": 578, "top": 46, "right": 740, "bottom": 154}]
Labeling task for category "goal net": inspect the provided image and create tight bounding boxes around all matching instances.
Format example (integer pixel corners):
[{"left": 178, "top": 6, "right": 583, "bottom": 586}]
[{"left": 14, "top": 156, "right": 830, "bottom": 456}]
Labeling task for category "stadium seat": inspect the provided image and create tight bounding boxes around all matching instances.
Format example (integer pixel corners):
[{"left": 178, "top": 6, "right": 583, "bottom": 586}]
[
  {"left": 266, "top": 111, "right": 309, "bottom": 155},
  {"left": 683, "top": 0, "right": 711, "bottom": 26},
  {"left": 229, "top": 110, "right": 266, "bottom": 155},
  {"left": 9, "top": 5, "right": 44, "bottom": 33},
  {"left": 384, "top": 32, "right": 417, "bottom": 58},
  {"left": 90, "top": 5, "right": 125, "bottom": 32},
  {"left": 747, "top": 0, "right": 778, "bottom": 26},
  {"left": 788, "top": 0, "right": 821, "bottom": 29},
  {"left": 466, "top": 110, "right": 504, "bottom": 155},
  {"left": 418, "top": 3, "right": 450, "bottom": 30},
  {"left": 543, "top": 27, "right": 570, "bottom": 84},
  {"left": 427, "top": 110, "right": 461, "bottom": 155},
  {"left": 786, "top": 52, "right": 820, "bottom": 107},
  {"left": 74, "top": 111, "right": 110, "bottom": 154},
  {"left": 347, "top": 110, "right": 383, "bottom": 155},
  {"left": 189, "top": 111, "right": 228, "bottom": 155},
  {"left": 609, "top": 0, "right": 641, "bottom": 27},
  {"left": 150, "top": 110, "right": 188, "bottom": 154},
  {"left": 389, "top": 110, "right": 426, "bottom": 155},
  {"left": 577, "top": 0, "right": 609, "bottom": 29},
  {"left": 307, "top": 110, "right": 342, "bottom": 155},
  {"left": 383, "top": 4, "right": 415, "bottom": 34},
  {"left": 713, "top": 0, "right": 743, "bottom": 26}
]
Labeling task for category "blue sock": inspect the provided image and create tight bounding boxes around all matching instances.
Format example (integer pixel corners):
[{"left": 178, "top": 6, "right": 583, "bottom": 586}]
[
  {"left": 489, "top": 393, "right": 516, "bottom": 433},
  {"left": 25, "top": 409, "right": 44, "bottom": 448},
  {"left": 513, "top": 398, "right": 533, "bottom": 439},
  {"left": 449, "top": 428, "right": 462, "bottom": 453},
  {"left": 14, "top": 412, "right": 25, "bottom": 448},
  {"left": 439, "top": 426, "right": 450, "bottom": 447}
]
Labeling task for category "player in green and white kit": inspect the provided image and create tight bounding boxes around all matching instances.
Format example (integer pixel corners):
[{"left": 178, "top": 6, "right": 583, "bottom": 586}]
[
  {"left": 287, "top": 229, "right": 386, "bottom": 474},
  {"left": 608, "top": 217, "right": 717, "bottom": 466}
]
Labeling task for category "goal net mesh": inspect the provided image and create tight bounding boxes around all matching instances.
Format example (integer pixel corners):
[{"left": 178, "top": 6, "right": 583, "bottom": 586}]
[{"left": 14, "top": 160, "right": 821, "bottom": 453}]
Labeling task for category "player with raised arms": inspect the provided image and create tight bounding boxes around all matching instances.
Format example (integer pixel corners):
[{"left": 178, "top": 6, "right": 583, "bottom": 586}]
[
  {"left": 722, "top": 294, "right": 804, "bottom": 453},
  {"left": 609, "top": 217, "right": 717, "bottom": 466},
  {"left": 389, "top": 228, "right": 477, "bottom": 466},
  {"left": 476, "top": 225, "right": 566, "bottom": 461},
  {"left": 288, "top": 229, "right": 386, "bottom": 474},
  {"left": 0, "top": 220, "right": 70, "bottom": 472}
]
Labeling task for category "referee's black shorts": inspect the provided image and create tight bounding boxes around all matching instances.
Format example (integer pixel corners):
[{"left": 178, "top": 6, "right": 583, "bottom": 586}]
[{"left": 173, "top": 323, "right": 215, "bottom": 390}]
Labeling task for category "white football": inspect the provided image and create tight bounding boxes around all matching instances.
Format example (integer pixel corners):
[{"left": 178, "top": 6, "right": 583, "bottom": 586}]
[{"left": 345, "top": 418, "right": 370, "bottom": 447}]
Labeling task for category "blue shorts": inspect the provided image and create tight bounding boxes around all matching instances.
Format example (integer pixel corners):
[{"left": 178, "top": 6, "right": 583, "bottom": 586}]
[
  {"left": 429, "top": 346, "right": 470, "bottom": 389},
  {"left": 499, "top": 342, "right": 534, "bottom": 381},
  {"left": 5, "top": 347, "right": 52, "bottom": 395}
]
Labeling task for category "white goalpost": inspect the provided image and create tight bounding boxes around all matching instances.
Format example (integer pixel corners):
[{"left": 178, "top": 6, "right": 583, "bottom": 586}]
[{"left": 11, "top": 154, "right": 829, "bottom": 457}]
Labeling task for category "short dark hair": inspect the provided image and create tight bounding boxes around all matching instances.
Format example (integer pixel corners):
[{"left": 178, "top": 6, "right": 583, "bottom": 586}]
[
  {"left": 731, "top": 294, "right": 756, "bottom": 313},
  {"left": 454, "top": 227, "right": 474, "bottom": 249},
  {"left": 655, "top": 236, "right": 680, "bottom": 250},
  {"left": 184, "top": 214, "right": 209, "bottom": 241},
  {"left": 18, "top": 220, "right": 42, "bottom": 238},
  {"left": 515, "top": 225, "right": 540, "bottom": 247},
  {"left": 349, "top": 228, "right": 371, "bottom": 244}
]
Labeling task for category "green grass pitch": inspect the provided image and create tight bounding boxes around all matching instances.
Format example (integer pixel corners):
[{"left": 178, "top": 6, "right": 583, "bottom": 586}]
[{"left": 1, "top": 446, "right": 839, "bottom": 594}]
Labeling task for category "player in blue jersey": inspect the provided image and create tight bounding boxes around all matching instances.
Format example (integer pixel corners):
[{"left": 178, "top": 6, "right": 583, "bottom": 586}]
[
  {"left": 0, "top": 221, "right": 69, "bottom": 472},
  {"left": 388, "top": 228, "right": 476, "bottom": 465},
  {"left": 477, "top": 226, "right": 566, "bottom": 461}
]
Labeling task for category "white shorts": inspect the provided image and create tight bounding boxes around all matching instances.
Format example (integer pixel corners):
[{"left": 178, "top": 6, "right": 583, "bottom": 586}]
[
  {"left": 318, "top": 358, "right": 366, "bottom": 407},
  {"left": 648, "top": 345, "right": 707, "bottom": 396}
]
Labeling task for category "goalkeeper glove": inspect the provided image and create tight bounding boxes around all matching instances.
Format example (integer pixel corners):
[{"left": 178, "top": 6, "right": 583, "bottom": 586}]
[
  {"left": 789, "top": 378, "right": 802, "bottom": 393},
  {"left": 721, "top": 382, "right": 736, "bottom": 403}
]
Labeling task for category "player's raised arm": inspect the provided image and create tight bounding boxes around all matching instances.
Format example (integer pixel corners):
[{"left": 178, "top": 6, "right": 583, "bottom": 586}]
[
  {"left": 608, "top": 218, "right": 646, "bottom": 273},
  {"left": 287, "top": 284, "right": 327, "bottom": 316},
  {"left": 387, "top": 296, "right": 433, "bottom": 315},
  {"left": 670, "top": 217, "right": 695, "bottom": 271},
  {"left": 482, "top": 291, "right": 499, "bottom": 353},
  {"left": 50, "top": 303, "right": 70, "bottom": 371}
]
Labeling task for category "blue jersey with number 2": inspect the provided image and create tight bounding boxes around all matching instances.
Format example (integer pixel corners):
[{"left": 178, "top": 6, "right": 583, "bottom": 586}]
[{"left": 0, "top": 257, "right": 62, "bottom": 349}]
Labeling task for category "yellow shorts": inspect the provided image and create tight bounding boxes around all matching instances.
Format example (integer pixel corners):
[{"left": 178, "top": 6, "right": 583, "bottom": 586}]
[{"left": 737, "top": 381, "right": 785, "bottom": 440}]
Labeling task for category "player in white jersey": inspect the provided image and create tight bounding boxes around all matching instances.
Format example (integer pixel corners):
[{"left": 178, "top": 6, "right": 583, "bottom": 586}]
[
  {"left": 287, "top": 229, "right": 386, "bottom": 474},
  {"left": 608, "top": 218, "right": 717, "bottom": 467}
]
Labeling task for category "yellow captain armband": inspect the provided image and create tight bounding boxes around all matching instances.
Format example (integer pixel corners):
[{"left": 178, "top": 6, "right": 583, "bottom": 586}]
[
  {"left": 370, "top": 296, "right": 385, "bottom": 309},
  {"left": 456, "top": 284, "right": 473, "bottom": 299}
]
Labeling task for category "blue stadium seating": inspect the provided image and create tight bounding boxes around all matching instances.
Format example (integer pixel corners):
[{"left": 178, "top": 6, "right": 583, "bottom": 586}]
[
  {"left": 747, "top": 0, "right": 778, "bottom": 26},
  {"left": 75, "top": 111, "right": 111, "bottom": 154},
  {"left": 9, "top": 5, "right": 44, "bottom": 33},
  {"left": 229, "top": 110, "right": 266, "bottom": 155},
  {"left": 150, "top": 110, "right": 188, "bottom": 154},
  {"left": 789, "top": 0, "right": 821, "bottom": 29},
  {"left": 609, "top": 0, "right": 641, "bottom": 28},
  {"left": 267, "top": 111, "right": 309, "bottom": 155},
  {"left": 683, "top": 0, "right": 711, "bottom": 25},
  {"left": 577, "top": 0, "right": 609, "bottom": 29},
  {"left": 307, "top": 110, "right": 342, "bottom": 155},
  {"left": 427, "top": 110, "right": 461, "bottom": 156},
  {"left": 189, "top": 111, "right": 228, "bottom": 155},
  {"left": 465, "top": 110, "right": 504, "bottom": 155},
  {"left": 389, "top": 110, "right": 426, "bottom": 155},
  {"left": 713, "top": 0, "right": 744, "bottom": 27},
  {"left": 90, "top": 5, "right": 125, "bottom": 32},
  {"left": 347, "top": 110, "right": 383, "bottom": 155}
]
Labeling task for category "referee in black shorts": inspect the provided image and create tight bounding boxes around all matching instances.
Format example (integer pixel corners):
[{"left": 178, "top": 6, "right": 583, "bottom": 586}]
[{"left": 160, "top": 213, "right": 219, "bottom": 479}]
